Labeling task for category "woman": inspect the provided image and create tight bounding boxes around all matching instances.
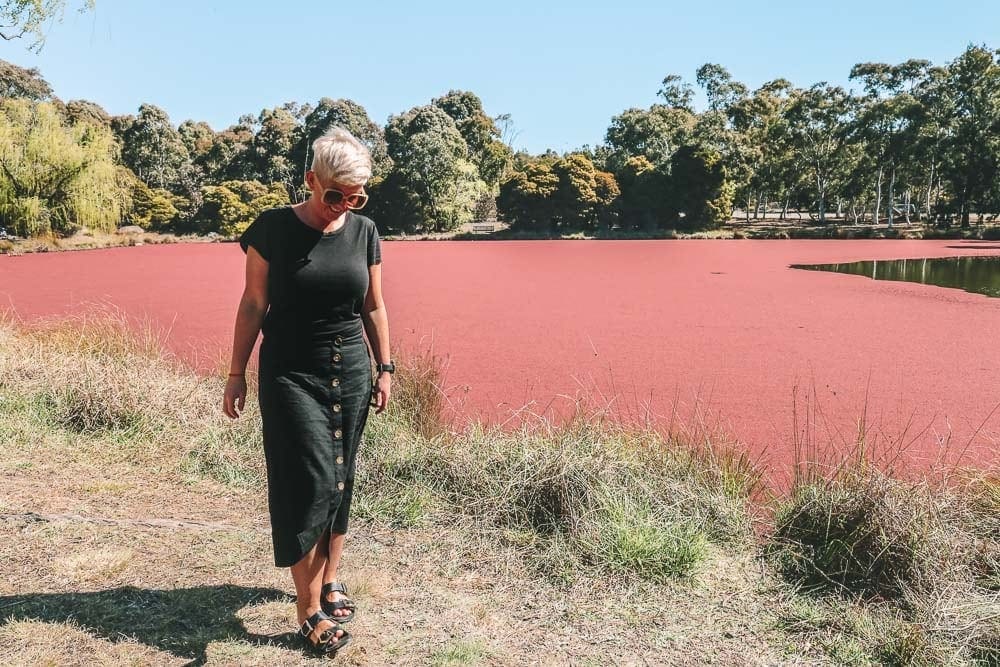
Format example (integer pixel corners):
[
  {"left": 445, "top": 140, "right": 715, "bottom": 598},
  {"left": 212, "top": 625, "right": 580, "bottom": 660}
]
[{"left": 222, "top": 126, "right": 393, "bottom": 656}]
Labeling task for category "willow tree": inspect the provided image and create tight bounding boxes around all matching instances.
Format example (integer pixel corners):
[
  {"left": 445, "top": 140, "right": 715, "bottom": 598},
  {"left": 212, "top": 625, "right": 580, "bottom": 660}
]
[
  {"left": 0, "top": 98, "right": 129, "bottom": 236},
  {"left": 1, "top": 0, "right": 94, "bottom": 51}
]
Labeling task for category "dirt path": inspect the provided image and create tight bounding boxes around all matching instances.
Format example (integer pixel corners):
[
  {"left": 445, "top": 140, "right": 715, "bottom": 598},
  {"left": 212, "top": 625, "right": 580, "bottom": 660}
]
[{"left": 0, "top": 438, "right": 821, "bottom": 665}]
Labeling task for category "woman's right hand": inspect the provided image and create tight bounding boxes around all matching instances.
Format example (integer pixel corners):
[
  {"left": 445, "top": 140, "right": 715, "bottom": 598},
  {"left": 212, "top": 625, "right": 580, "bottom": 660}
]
[{"left": 223, "top": 375, "right": 248, "bottom": 419}]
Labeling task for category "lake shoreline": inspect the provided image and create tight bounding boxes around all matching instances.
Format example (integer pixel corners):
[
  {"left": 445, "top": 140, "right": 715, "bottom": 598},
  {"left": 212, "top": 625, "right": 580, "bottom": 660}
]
[{"left": 4, "top": 219, "right": 1000, "bottom": 255}]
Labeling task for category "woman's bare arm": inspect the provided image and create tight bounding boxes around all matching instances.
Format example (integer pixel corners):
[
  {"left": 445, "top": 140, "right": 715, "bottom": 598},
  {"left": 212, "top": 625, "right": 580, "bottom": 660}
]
[
  {"left": 361, "top": 263, "right": 391, "bottom": 413},
  {"left": 223, "top": 247, "right": 269, "bottom": 418}
]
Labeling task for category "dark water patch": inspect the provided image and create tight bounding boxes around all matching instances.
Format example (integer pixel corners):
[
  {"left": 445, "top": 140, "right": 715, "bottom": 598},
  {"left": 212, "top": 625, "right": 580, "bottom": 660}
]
[{"left": 790, "top": 255, "right": 1000, "bottom": 298}]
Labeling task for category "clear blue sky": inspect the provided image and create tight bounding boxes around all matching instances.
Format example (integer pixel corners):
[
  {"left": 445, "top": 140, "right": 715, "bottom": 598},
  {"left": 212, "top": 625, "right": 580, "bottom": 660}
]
[{"left": 3, "top": 0, "right": 997, "bottom": 154}]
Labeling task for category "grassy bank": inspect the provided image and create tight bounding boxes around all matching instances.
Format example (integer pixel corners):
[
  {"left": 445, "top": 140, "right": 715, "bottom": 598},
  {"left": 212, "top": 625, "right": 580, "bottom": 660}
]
[
  {"left": 0, "top": 313, "right": 995, "bottom": 664},
  {"left": 0, "top": 228, "right": 217, "bottom": 255},
  {"left": 5, "top": 220, "right": 1000, "bottom": 255}
]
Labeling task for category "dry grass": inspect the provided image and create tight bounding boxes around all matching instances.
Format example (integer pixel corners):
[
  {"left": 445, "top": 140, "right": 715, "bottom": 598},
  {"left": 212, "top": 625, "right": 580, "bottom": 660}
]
[
  {"left": 0, "top": 229, "right": 214, "bottom": 255},
  {"left": 1, "top": 313, "right": 996, "bottom": 665},
  {"left": 767, "top": 437, "right": 999, "bottom": 664}
]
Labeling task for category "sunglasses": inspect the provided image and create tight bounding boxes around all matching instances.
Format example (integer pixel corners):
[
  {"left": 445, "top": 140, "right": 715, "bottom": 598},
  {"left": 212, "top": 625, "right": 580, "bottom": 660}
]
[{"left": 321, "top": 186, "right": 369, "bottom": 210}]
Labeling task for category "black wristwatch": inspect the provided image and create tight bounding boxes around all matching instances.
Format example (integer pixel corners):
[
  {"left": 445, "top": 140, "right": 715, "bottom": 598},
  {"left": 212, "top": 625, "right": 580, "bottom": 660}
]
[{"left": 376, "top": 361, "right": 395, "bottom": 374}]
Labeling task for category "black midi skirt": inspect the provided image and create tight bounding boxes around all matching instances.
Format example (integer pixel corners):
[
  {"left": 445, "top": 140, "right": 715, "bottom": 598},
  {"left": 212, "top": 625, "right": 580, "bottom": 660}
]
[{"left": 257, "top": 323, "right": 373, "bottom": 567}]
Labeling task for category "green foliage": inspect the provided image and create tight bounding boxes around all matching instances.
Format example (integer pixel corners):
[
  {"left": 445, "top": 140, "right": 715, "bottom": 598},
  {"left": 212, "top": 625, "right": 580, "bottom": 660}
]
[
  {"left": 668, "top": 145, "right": 733, "bottom": 227},
  {"left": 194, "top": 180, "right": 288, "bottom": 236},
  {"left": 293, "top": 98, "right": 391, "bottom": 185},
  {"left": 695, "top": 63, "right": 749, "bottom": 112},
  {"left": 116, "top": 103, "right": 192, "bottom": 192},
  {"left": 552, "top": 153, "right": 599, "bottom": 229},
  {"left": 658, "top": 73, "right": 695, "bottom": 111},
  {"left": 62, "top": 99, "right": 111, "bottom": 128},
  {"left": 0, "top": 0, "right": 94, "bottom": 52},
  {"left": 128, "top": 176, "right": 179, "bottom": 231},
  {"left": 593, "top": 169, "right": 621, "bottom": 228},
  {"left": 498, "top": 159, "right": 559, "bottom": 231},
  {"left": 499, "top": 154, "right": 622, "bottom": 232},
  {"left": 604, "top": 105, "right": 694, "bottom": 173},
  {"left": 250, "top": 105, "right": 299, "bottom": 186},
  {"left": 0, "top": 57, "right": 51, "bottom": 99},
  {"left": 193, "top": 118, "right": 254, "bottom": 184},
  {"left": 178, "top": 120, "right": 215, "bottom": 163},
  {"left": 0, "top": 98, "right": 129, "bottom": 236},
  {"left": 783, "top": 85, "right": 853, "bottom": 222},
  {"left": 616, "top": 155, "right": 665, "bottom": 229},
  {"left": 433, "top": 90, "right": 512, "bottom": 187},
  {"left": 384, "top": 104, "right": 485, "bottom": 232},
  {"left": 2, "top": 46, "right": 997, "bottom": 235},
  {"left": 937, "top": 45, "right": 1000, "bottom": 227}
]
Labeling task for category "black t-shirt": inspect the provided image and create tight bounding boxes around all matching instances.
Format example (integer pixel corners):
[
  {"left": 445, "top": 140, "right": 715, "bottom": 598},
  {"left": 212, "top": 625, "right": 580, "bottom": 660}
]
[{"left": 239, "top": 207, "right": 381, "bottom": 339}]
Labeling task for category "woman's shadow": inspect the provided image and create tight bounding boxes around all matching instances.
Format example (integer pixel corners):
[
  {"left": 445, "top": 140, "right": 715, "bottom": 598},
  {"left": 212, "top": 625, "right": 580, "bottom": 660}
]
[{"left": 0, "top": 585, "right": 302, "bottom": 666}]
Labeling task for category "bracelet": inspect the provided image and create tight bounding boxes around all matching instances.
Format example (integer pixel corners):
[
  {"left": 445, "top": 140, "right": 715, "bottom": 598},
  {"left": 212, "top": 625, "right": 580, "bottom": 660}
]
[{"left": 228, "top": 372, "right": 245, "bottom": 377}]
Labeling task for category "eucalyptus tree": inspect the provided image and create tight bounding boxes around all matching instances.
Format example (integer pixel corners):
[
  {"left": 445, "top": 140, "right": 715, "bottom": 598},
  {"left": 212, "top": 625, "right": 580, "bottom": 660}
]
[
  {"left": 249, "top": 105, "right": 301, "bottom": 188},
  {"left": 784, "top": 85, "right": 854, "bottom": 222},
  {"left": 432, "top": 90, "right": 512, "bottom": 188},
  {"left": 384, "top": 104, "right": 484, "bottom": 232},
  {"left": 115, "top": 103, "right": 192, "bottom": 192},
  {"left": 691, "top": 64, "right": 749, "bottom": 216},
  {"left": 292, "top": 98, "right": 390, "bottom": 186},
  {"left": 729, "top": 79, "right": 795, "bottom": 220},
  {"left": 938, "top": 45, "right": 1000, "bottom": 226},
  {"left": 63, "top": 99, "right": 111, "bottom": 128},
  {"left": 195, "top": 116, "right": 255, "bottom": 183},
  {"left": 178, "top": 120, "right": 215, "bottom": 166},
  {"left": 604, "top": 105, "right": 695, "bottom": 175},
  {"left": 0, "top": 58, "right": 51, "bottom": 99},
  {"left": 912, "top": 66, "right": 954, "bottom": 223},
  {"left": 849, "top": 59, "right": 929, "bottom": 226},
  {"left": 658, "top": 74, "right": 695, "bottom": 111}
]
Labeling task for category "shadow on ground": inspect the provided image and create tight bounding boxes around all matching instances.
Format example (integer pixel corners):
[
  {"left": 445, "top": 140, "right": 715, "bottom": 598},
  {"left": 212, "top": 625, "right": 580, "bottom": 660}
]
[{"left": 0, "top": 585, "right": 299, "bottom": 665}]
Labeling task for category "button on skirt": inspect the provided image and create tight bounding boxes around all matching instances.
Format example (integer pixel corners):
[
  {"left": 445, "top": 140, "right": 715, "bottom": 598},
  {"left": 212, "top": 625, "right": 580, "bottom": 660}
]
[{"left": 257, "top": 325, "right": 373, "bottom": 567}]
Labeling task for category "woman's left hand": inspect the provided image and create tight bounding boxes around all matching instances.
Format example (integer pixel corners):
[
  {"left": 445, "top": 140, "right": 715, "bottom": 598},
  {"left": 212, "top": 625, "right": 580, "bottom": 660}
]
[{"left": 372, "top": 372, "right": 391, "bottom": 414}]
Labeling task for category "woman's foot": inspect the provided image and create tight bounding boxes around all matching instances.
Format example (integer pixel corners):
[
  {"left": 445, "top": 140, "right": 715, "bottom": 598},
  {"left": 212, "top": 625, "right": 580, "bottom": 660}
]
[
  {"left": 321, "top": 581, "right": 357, "bottom": 623},
  {"left": 298, "top": 609, "right": 350, "bottom": 655}
]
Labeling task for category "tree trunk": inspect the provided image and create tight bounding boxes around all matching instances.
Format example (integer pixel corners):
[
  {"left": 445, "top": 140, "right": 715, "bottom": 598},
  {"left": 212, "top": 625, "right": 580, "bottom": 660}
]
[
  {"left": 873, "top": 165, "right": 884, "bottom": 225},
  {"left": 745, "top": 192, "right": 751, "bottom": 223},
  {"left": 904, "top": 189, "right": 911, "bottom": 224},
  {"left": 762, "top": 193, "right": 768, "bottom": 221},
  {"left": 924, "top": 163, "right": 935, "bottom": 222},
  {"left": 960, "top": 179, "right": 970, "bottom": 229},
  {"left": 886, "top": 167, "right": 895, "bottom": 230},
  {"left": 817, "top": 173, "right": 827, "bottom": 223},
  {"left": 781, "top": 197, "right": 789, "bottom": 221}
]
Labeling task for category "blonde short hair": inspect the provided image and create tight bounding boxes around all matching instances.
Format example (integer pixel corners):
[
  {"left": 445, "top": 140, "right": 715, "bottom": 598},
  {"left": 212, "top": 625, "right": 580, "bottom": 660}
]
[{"left": 311, "top": 127, "right": 372, "bottom": 186}]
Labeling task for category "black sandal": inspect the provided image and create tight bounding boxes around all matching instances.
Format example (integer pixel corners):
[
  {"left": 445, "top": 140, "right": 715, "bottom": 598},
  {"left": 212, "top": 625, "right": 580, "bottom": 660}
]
[
  {"left": 321, "top": 582, "right": 357, "bottom": 623},
  {"left": 298, "top": 610, "right": 351, "bottom": 655}
]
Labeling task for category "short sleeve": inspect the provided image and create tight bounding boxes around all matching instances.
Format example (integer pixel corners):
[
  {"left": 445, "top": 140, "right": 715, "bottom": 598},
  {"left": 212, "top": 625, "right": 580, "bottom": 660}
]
[
  {"left": 239, "top": 213, "right": 271, "bottom": 261},
  {"left": 367, "top": 221, "right": 382, "bottom": 266}
]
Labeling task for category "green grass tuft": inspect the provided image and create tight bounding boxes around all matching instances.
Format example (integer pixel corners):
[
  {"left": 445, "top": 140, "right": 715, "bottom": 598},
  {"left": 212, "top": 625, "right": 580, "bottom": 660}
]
[
  {"left": 769, "top": 472, "right": 927, "bottom": 599},
  {"left": 576, "top": 489, "right": 707, "bottom": 581},
  {"left": 428, "top": 639, "right": 489, "bottom": 666}
]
